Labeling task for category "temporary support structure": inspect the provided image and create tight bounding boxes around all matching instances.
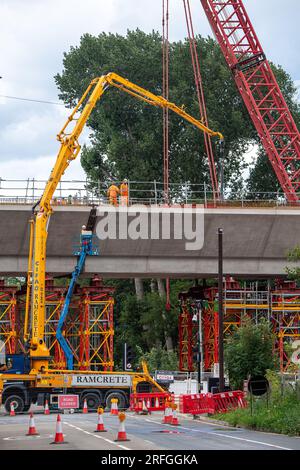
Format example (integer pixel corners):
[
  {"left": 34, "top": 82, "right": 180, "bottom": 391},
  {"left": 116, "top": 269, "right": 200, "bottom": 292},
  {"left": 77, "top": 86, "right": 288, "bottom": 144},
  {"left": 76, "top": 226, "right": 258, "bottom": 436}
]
[
  {"left": 0, "top": 280, "right": 19, "bottom": 355},
  {"left": 78, "top": 276, "right": 114, "bottom": 371},
  {"left": 178, "top": 278, "right": 300, "bottom": 373},
  {"left": 178, "top": 292, "right": 195, "bottom": 372},
  {"left": 10, "top": 276, "right": 115, "bottom": 371},
  {"left": 44, "top": 278, "right": 66, "bottom": 369}
]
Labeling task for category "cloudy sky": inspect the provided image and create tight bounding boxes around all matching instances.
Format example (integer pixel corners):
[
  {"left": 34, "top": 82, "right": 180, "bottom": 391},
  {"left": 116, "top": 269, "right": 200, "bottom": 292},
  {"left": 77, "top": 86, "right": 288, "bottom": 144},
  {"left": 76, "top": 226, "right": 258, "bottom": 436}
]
[{"left": 0, "top": 0, "right": 299, "bottom": 187}]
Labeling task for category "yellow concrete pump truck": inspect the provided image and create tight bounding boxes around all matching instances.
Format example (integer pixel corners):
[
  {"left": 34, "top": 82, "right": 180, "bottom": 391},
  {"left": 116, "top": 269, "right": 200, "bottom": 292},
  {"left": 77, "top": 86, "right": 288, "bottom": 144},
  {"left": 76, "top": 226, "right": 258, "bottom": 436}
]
[{"left": 0, "top": 73, "right": 223, "bottom": 412}]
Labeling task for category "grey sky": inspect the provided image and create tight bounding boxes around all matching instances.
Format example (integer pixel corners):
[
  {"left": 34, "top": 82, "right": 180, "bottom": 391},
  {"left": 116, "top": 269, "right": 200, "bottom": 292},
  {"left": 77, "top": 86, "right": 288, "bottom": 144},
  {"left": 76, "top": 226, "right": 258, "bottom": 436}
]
[{"left": 0, "top": 0, "right": 299, "bottom": 182}]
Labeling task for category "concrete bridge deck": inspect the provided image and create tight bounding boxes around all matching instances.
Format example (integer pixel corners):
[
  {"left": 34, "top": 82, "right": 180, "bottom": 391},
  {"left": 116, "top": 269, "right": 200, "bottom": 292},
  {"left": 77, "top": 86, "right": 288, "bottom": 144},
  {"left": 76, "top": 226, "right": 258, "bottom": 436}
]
[{"left": 0, "top": 204, "right": 299, "bottom": 278}]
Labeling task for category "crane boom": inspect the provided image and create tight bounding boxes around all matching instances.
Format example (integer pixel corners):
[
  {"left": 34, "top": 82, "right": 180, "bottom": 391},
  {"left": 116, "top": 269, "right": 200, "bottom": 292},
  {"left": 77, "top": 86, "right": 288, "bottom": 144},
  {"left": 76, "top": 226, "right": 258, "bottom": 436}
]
[
  {"left": 201, "top": 0, "right": 300, "bottom": 203},
  {"left": 30, "top": 72, "right": 223, "bottom": 371}
]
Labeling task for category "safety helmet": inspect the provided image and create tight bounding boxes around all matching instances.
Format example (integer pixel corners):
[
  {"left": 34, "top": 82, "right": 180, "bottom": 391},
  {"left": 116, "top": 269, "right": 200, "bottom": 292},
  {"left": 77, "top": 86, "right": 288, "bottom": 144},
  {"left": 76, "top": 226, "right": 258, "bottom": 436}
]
[{"left": 123, "top": 178, "right": 128, "bottom": 183}]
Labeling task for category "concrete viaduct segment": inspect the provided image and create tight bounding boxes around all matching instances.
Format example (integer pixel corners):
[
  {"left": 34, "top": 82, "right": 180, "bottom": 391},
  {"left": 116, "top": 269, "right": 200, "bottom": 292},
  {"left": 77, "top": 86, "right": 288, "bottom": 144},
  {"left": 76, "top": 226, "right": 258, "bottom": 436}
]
[{"left": 1, "top": 204, "right": 300, "bottom": 278}]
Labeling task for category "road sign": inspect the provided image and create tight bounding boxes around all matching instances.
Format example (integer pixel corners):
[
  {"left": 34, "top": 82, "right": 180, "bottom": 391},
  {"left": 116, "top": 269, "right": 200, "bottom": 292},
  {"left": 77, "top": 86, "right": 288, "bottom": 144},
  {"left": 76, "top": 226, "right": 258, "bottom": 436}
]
[
  {"left": 248, "top": 376, "right": 269, "bottom": 396},
  {"left": 58, "top": 394, "right": 79, "bottom": 409},
  {"left": 156, "top": 373, "right": 174, "bottom": 383}
]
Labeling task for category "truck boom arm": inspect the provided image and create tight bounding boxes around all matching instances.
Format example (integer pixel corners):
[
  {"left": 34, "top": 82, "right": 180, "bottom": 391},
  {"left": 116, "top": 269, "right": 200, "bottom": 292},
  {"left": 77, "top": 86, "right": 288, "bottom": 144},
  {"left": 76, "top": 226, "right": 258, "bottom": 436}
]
[
  {"left": 30, "top": 72, "right": 223, "bottom": 371},
  {"left": 56, "top": 208, "right": 98, "bottom": 370}
]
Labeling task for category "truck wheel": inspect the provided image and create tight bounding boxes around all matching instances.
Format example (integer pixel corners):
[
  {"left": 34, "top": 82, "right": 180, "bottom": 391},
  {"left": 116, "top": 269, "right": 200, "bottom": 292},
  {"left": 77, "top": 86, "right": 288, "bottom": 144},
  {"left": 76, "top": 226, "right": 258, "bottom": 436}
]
[
  {"left": 82, "top": 393, "right": 101, "bottom": 410},
  {"left": 105, "top": 392, "right": 127, "bottom": 411},
  {"left": 4, "top": 395, "right": 25, "bottom": 414}
]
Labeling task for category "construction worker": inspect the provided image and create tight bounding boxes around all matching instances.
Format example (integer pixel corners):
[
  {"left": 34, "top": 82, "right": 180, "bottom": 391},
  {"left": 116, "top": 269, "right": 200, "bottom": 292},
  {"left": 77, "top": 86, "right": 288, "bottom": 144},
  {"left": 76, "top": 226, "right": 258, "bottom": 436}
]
[
  {"left": 107, "top": 183, "right": 120, "bottom": 206},
  {"left": 120, "top": 178, "right": 129, "bottom": 206},
  {"left": 0, "top": 358, "right": 12, "bottom": 371}
]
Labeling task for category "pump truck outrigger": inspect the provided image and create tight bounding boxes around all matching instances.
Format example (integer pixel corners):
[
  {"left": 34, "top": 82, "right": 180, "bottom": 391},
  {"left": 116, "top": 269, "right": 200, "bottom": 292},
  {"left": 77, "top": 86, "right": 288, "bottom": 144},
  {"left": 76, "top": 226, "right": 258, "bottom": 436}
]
[{"left": 0, "top": 72, "right": 223, "bottom": 413}]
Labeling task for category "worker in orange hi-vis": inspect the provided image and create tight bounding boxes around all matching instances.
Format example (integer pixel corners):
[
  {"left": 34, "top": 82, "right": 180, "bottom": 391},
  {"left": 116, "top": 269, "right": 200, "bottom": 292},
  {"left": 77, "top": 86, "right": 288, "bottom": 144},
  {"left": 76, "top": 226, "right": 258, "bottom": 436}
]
[
  {"left": 120, "top": 178, "right": 129, "bottom": 206},
  {"left": 107, "top": 183, "right": 120, "bottom": 206}
]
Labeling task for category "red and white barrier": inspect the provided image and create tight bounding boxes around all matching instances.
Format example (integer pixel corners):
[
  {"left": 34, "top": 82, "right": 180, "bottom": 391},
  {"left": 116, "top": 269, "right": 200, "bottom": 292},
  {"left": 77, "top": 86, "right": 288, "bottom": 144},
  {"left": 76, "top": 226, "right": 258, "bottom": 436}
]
[
  {"left": 130, "top": 393, "right": 172, "bottom": 413},
  {"left": 179, "top": 391, "right": 247, "bottom": 415}
]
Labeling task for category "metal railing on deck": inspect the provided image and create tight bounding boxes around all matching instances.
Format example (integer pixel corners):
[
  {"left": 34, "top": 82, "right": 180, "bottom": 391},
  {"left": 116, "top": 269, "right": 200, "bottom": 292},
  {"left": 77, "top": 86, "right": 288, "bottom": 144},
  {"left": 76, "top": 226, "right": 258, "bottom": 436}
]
[{"left": 0, "top": 178, "right": 297, "bottom": 208}]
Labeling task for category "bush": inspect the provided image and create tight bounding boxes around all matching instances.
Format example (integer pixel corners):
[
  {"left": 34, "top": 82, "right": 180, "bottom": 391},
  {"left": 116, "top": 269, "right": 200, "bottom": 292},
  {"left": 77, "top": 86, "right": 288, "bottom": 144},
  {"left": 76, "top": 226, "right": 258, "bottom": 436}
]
[
  {"left": 216, "top": 373, "right": 300, "bottom": 436},
  {"left": 225, "top": 318, "right": 276, "bottom": 389}
]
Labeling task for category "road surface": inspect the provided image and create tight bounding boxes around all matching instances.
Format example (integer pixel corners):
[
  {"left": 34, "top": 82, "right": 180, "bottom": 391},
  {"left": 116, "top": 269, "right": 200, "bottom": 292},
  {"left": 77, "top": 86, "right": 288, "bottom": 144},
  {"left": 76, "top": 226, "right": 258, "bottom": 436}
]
[{"left": 0, "top": 410, "right": 299, "bottom": 450}]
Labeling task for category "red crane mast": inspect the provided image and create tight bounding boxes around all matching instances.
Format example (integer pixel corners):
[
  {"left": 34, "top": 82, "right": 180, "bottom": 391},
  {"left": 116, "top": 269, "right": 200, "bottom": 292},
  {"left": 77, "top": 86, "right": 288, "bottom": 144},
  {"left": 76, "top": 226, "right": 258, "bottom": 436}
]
[{"left": 201, "top": 0, "right": 300, "bottom": 203}]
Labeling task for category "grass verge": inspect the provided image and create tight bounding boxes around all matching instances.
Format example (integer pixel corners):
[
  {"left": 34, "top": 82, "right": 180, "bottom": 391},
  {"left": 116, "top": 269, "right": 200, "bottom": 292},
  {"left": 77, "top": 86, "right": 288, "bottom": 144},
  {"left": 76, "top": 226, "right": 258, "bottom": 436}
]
[{"left": 214, "top": 393, "right": 300, "bottom": 436}]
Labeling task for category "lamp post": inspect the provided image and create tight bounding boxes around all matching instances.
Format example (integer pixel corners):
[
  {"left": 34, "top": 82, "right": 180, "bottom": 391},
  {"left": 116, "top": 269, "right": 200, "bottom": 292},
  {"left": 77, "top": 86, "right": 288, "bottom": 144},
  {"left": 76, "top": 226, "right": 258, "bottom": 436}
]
[
  {"left": 192, "top": 300, "right": 203, "bottom": 394},
  {"left": 218, "top": 228, "right": 225, "bottom": 392}
]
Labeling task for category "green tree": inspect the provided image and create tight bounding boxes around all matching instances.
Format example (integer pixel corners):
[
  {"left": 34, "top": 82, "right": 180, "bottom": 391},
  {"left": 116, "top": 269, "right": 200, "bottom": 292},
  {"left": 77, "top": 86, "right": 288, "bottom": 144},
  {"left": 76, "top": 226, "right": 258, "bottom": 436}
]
[
  {"left": 286, "top": 246, "right": 300, "bottom": 282},
  {"left": 55, "top": 30, "right": 256, "bottom": 192},
  {"left": 225, "top": 319, "right": 275, "bottom": 390},
  {"left": 109, "top": 278, "right": 192, "bottom": 368},
  {"left": 55, "top": 30, "right": 300, "bottom": 196},
  {"left": 136, "top": 346, "right": 178, "bottom": 373}
]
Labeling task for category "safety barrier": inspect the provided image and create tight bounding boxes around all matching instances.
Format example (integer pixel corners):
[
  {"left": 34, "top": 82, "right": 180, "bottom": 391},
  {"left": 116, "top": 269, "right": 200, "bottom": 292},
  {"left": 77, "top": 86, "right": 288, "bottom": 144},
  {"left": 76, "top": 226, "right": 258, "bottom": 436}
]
[
  {"left": 212, "top": 391, "right": 247, "bottom": 413},
  {"left": 130, "top": 392, "right": 171, "bottom": 412},
  {"left": 179, "top": 391, "right": 247, "bottom": 415},
  {"left": 0, "top": 178, "right": 293, "bottom": 208},
  {"left": 179, "top": 393, "right": 215, "bottom": 415}
]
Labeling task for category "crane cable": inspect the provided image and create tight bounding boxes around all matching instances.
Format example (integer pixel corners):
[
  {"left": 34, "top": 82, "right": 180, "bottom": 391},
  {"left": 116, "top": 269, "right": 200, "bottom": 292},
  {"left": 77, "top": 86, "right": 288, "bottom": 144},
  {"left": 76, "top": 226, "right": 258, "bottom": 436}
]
[
  {"left": 183, "top": 0, "right": 219, "bottom": 201},
  {"left": 162, "top": 0, "right": 171, "bottom": 311},
  {"left": 162, "top": 0, "right": 170, "bottom": 203}
]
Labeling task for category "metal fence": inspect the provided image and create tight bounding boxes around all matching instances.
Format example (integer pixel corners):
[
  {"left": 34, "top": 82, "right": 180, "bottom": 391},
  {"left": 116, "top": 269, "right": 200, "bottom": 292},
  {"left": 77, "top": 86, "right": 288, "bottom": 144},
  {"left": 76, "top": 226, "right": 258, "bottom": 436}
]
[{"left": 0, "top": 177, "right": 296, "bottom": 208}]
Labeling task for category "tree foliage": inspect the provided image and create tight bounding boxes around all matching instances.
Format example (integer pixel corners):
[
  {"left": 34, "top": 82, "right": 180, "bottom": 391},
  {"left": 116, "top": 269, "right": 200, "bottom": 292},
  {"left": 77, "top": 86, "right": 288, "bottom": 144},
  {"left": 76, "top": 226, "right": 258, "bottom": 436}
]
[
  {"left": 286, "top": 245, "right": 300, "bottom": 282},
  {"left": 55, "top": 30, "right": 256, "bottom": 191},
  {"left": 136, "top": 346, "right": 178, "bottom": 373},
  {"left": 107, "top": 278, "right": 193, "bottom": 368},
  {"left": 55, "top": 30, "right": 300, "bottom": 195},
  {"left": 225, "top": 319, "right": 275, "bottom": 390}
]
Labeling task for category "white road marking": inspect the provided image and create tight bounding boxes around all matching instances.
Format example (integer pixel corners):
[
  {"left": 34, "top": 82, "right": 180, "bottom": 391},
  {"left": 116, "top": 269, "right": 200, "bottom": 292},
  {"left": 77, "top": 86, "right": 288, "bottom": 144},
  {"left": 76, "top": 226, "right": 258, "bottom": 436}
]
[
  {"left": 211, "top": 432, "right": 292, "bottom": 450},
  {"left": 143, "top": 417, "right": 292, "bottom": 450},
  {"left": 63, "top": 422, "right": 131, "bottom": 450},
  {"left": 3, "top": 434, "right": 53, "bottom": 441}
]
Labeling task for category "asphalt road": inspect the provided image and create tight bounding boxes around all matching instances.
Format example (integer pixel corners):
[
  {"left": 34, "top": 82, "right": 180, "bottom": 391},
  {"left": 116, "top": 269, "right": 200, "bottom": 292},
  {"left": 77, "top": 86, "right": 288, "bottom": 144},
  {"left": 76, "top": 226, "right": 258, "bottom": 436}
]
[{"left": 0, "top": 410, "right": 299, "bottom": 451}]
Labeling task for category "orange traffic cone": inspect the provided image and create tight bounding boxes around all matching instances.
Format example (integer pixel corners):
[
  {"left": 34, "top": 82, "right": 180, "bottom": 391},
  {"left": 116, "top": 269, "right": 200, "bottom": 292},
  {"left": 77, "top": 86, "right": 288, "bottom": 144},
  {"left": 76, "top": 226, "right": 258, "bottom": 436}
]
[
  {"left": 115, "top": 412, "right": 130, "bottom": 442},
  {"left": 171, "top": 404, "right": 180, "bottom": 426},
  {"left": 95, "top": 408, "right": 107, "bottom": 433},
  {"left": 162, "top": 402, "right": 172, "bottom": 424},
  {"left": 82, "top": 399, "right": 88, "bottom": 414},
  {"left": 44, "top": 400, "right": 50, "bottom": 415},
  {"left": 9, "top": 403, "right": 15, "bottom": 417},
  {"left": 141, "top": 399, "right": 149, "bottom": 415},
  {"left": 136, "top": 400, "right": 142, "bottom": 415},
  {"left": 146, "top": 398, "right": 151, "bottom": 414},
  {"left": 110, "top": 398, "right": 119, "bottom": 415},
  {"left": 155, "top": 397, "right": 159, "bottom": 409},
  {"left": 51, "top": 414, "right": 65, "bottom": 444},
  {"left": 26, "top": 412, "right": 39, "bottom": 436}
]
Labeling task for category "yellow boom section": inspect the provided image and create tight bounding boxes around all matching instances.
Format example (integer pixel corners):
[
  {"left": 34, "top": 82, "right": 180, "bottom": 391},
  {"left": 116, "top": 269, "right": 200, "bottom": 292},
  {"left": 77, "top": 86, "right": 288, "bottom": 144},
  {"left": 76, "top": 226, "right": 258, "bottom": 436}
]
[{"left": 30, "top": 72, "right": 223, "bottom": 371}]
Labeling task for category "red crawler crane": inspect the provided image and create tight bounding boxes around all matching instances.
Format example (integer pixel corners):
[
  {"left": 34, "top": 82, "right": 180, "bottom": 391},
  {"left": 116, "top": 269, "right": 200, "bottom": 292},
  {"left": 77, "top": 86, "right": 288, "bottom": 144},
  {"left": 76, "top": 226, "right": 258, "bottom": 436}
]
[{"left": 200, "top": 0, "right": 300, "bottom": 203}]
